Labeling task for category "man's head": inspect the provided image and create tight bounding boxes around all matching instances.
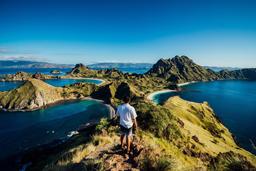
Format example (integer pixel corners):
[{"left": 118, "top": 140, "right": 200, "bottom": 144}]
[{"left": 123, "top": 96, "right": 130, "bottom": 104}]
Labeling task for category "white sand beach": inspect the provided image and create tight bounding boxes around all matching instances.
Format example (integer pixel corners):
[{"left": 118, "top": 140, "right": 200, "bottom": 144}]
[
  {"left": 177, "top": 81, "right": 197, "bottom": 87},
  {"left": 147, "top": 89, "right": 177, "bottom": 101},
  {"left": 147, "top": 81, "right": 197, "bottom": 101}
]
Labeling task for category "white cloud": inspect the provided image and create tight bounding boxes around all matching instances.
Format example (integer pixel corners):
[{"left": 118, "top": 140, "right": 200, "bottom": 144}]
[
  {"left": 0, "top": 48, "right": 9, "bottom": 53},
  {"left": 0, "top": 55, "right": 48, "bottom": 62}
]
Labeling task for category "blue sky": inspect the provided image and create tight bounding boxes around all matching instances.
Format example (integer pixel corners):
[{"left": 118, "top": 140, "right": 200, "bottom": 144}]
[{"left": 0, "top": 0, "right": 256, "bottom": 67}]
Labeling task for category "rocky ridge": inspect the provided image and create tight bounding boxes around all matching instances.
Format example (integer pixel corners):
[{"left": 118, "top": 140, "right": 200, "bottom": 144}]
[
  {"left": 0, "top": 78, "right": 97, "bottom": 111},
  {"left": 146, "top": 55, "right": 256, "bottom": 83},
  {"left": 146, "top": 56, "right": 219, "bottom": 83}
]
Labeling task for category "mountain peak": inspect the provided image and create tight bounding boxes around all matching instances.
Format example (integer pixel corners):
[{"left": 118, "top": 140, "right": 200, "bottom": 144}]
[
  {"left": 147, "top": 56, "right": 219, "bottom": 83},
  {"left": 24, "top": 78, "right": 55, "bottom": 89},
  {"left": 171, "top": 55, "right": 192, "bottom": 63},
  {"left": 69, "top": 63, "right": 90, "bottom": 75},
  {"left": 74, "top": 63, "right": 87, "bottom": 68}
]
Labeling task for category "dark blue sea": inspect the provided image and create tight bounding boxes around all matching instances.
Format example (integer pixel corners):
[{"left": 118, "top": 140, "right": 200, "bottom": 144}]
[{"left": 152, "top": 80, "right": 256, "bottom": 155}]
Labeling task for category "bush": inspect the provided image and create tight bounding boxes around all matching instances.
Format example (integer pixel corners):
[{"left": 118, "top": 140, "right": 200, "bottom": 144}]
[
  {"left": 140, "top": 154, "right": 174, "bottom": 171},
  {"left": 227, "top": 161, "right": 255, "bottom": 171},
  {"left": 204, "top": 121, "right": 222, "bottom": 138},
  {"left": 208, "top": 151, "right": 256, "bottom": 171},
  {"left": 134, "top": 100, "right": 182, "bottom": 141},
  {"left": 82, "top": 159, "right": 103, "bottom": 171},
  {"left": 95, "top": 118, "right": 109, "bottom": 133}
]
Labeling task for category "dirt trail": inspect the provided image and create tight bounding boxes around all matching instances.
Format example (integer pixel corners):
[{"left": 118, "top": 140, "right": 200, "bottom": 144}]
[{"left": 83, "top": 135, "right": 144, "bottom": 171}]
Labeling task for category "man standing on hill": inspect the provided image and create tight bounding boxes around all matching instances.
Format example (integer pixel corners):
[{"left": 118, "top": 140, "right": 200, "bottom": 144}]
[{"left": 116, "top": 96, "right": 138, "bottom": 154}]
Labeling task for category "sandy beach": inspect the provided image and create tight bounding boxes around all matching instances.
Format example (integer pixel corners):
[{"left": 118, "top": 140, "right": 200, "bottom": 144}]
[
  {"left": 147, "top": 81, "right": 197, "bottom": 101},
  {"left": 177, "top": 81, "right": 197, "bottom": 87},
  {"left": 147, "top": 89, "right": 177, "bottom": 100},
  {"left": 61, "top": 76, "right": 106, "bottom": 85}
]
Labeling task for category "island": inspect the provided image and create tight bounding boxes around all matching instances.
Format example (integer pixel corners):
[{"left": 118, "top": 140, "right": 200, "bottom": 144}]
[{"left": 1, "top": 56, "right": 256, "bottom": 171}]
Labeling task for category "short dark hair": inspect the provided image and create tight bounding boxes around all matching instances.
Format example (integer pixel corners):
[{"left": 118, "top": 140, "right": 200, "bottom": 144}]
[{"left": 123, "top": 96, "right": 130, "bottom": 103}]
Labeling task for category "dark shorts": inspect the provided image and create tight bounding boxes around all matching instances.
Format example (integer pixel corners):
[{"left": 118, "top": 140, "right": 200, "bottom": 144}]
[{"left": 120, "top": 125, "right": 133, "bottom": 137}]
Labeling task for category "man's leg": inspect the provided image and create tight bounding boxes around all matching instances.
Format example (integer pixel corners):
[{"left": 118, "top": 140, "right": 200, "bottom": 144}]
[
  {"left": 126, "top": 135, "right": 131, "bottom": 153},
  {"left": 120, "top": 134, "right": 125, "bottom": 148}
]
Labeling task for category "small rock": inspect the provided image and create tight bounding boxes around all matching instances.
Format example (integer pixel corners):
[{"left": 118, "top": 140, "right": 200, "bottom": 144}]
[{"left": 192, "top": 135, "right": 200, "bottom": 143}]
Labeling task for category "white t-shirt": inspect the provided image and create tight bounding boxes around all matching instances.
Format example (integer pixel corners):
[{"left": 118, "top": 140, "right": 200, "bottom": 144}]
[{"left": 117, "top": 103, "right": 137, "bottom": 129}]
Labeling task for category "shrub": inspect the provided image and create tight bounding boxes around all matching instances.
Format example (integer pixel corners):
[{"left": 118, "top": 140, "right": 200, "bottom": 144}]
[
  {"left": 204, "top": 121, "right": 222, "bottom": 138},
  {"left": 82, "top": 159, "right": 103, "bottom": 171},
  {"left": 134, "top": 100, "right": 182, "bottom": 141},
  {"left": 140, "top": 153, "right": 174, "bottom": 171},
  {"left": 95, "top": 118, "right": 109, "bottom": 133}
]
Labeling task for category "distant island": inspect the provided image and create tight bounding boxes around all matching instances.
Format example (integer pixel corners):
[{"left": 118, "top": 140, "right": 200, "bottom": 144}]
[
  {"left": 0, "top": 60, "right": 73, "bottom": 69},
  {"left": 0, "top": 60, "right": 244, "bottom": 74},
  {"left": 88, "top": 62, "right": 153, "bottom": 69}
]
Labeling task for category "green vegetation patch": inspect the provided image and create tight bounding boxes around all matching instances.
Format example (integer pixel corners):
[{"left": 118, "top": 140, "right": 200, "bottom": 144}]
[{"left": 134, "top": 100, "right": 182, "bottom": 141}]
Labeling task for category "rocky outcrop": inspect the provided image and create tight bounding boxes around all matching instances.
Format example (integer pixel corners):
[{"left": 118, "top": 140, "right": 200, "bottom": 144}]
[
  {"left": 91, "top": 82, "right": 117, "bottom": 103},
  {"left": 146, "top": 56, "right": 219, "bottom": 83},
  {"left": 68, "top": 63, "right": 96, "bottom": 76},
  {"left": 97, "top": 68, "right": 124, "bottom": 78},
  {"left": 115, "top": 82, "right": 141, "bottom": 100},
  {"left": 91, "top": 81, "right": 141, "bottom": 103},
  {"left": 146, "top": 56, "right": 256, "bottom": 83},
  {"left": 0, "top": 79, "right": 64, "bottom": 111},
  {"left": 1, "top": 72, "right": 32, "bottom": 81}
]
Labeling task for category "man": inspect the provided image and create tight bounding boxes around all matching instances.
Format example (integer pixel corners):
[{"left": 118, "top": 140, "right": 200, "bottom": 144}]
[{"left": 116, "top": 96, "right": 137, "bottom": 154}]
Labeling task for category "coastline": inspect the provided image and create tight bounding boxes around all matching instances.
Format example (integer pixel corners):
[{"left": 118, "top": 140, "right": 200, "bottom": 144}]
[
  {"left": 56, "top": 76, "right": 106, "bottom": 86},
  {"left": 0, "top": 77, "right": 105, "bottom": 87},
  {"left": 147, "top": 81, "right": 196, "bottom": 101},
  {"left": 177, "top": 81, "right": 197, "bottom": 87},
  {"left": 147, "top": 89, "right": 177, "bottom": 101},
  {"left": 61, "top": 76, "right": 104, "bottom": 82},
  {"left": 0, "top": 96, "right": 105, "bottom": 112}
]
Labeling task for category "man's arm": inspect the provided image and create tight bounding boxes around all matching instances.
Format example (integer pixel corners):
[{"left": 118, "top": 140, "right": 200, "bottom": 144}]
[
  {"left": 133, "top": 118, "right": 138, "bottom": 130},
  {"left": 115, "top": 106, "right": 120, "bottom": 118},
  {"left": 131, "top": 107, "right": 138, "bottom": 130}
]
